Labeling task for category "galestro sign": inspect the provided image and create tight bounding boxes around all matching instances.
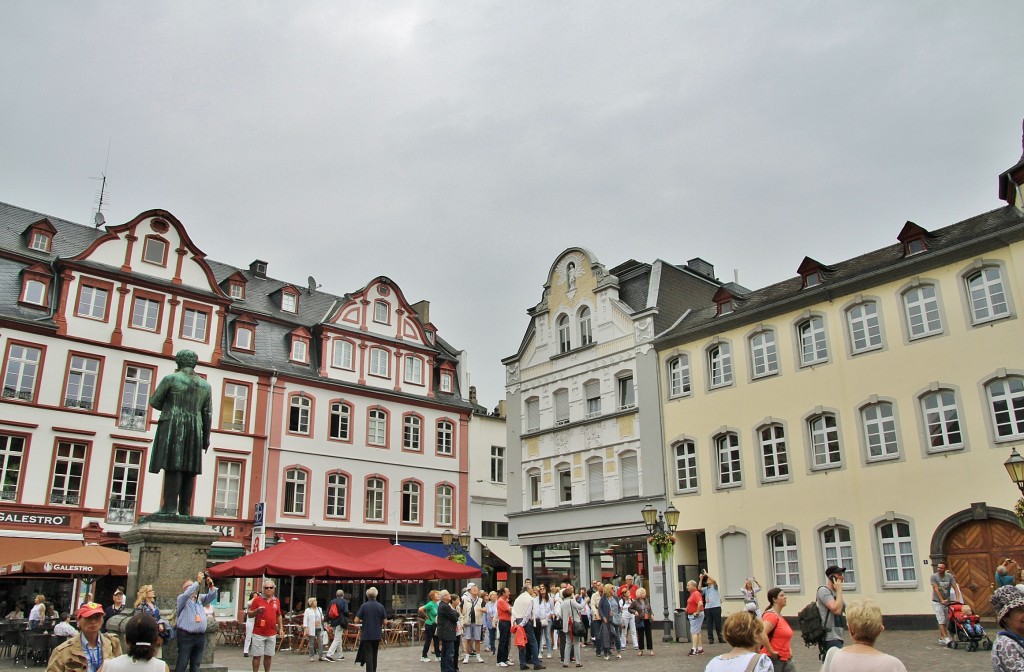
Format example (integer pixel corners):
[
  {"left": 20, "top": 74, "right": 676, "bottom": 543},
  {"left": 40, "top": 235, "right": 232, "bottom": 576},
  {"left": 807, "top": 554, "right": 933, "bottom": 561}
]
[
  {"left": 0, "top": 511, "right": 70, "bottom": 526},
  {"left": 43, "top": 562, "right": 93, "bottom": 572}
]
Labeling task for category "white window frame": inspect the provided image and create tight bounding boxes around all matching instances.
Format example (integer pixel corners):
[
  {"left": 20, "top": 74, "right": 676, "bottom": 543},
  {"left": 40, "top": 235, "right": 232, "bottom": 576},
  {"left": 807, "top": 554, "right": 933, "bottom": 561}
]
[
  {"left": 368, "top": 409, "right": 387, "bottom": 446},
  {"left": 436, "top": 484, "right": 453, "bottom": 526},
  {"left": 578, "top": 307, "right": 593, "bottom": 346},
  {"left": 862, "top": 402, "right": 899, "bottom": 461},
  {"left": 797, "top": 316, "right": 829, "bottom": 366},
  {"left": 584, "top": 380, "right": 601, "bottom": 418},
  {"left": 669, "top": 355, "right": 691, "bottom": 397},
  {"left": 131, "top": 297, "right": 160, "bottom": 331},
  {"left": 234, "top": 326, "right": 253, "bottom": 350},
  {"left": 525, "top": 398, "right": 540, "bottom": 432},
  {"left": 374, "top": 300, "right": 390, "bottom": 324},
  {"left": 404, "top": 356, "right": 423, "bottom": 384},
  {"left": 3, "top": 344, "right": 41, "bottom": 402},
  {"left": 809, "top": 412, "right": 842, "bottom": 469},
  {"left": 401, "top": 481, "right": 421, "bottom": 524},
  {"left": 65, "top": 355, "right": 100, "bottom": 410},
  {"left": 716, "top": 433, "right": 741, "bottom": 488},
  {"left": 490, "top": 445, "right": 505, "bottom": 483},
  {"left": 281, "top": 292, "right": 297, "bottom": 313},
  {"left": 820, "top": 525, "right": 856, "bottom": 587},
  {"left": 759, "top": 424, "right": 789, "bottom": 482},
  {"left": 749, "top": 330, "right": 778, "bottom": 379},
  {"left": 77, "top": 285, "right": 108, "bottom": 320},
  {"left": 527, "top": 469, "right": 541, "bottom": 508},
  {"left": 921, "top": 389, "right": 963, "bottom": 453},
  {"left": 214, "top": 460, "right": 241, "bottom": 518},
  {"left": 108, "top": 448, "right": 142, "bottom": 522},
  {"left": 440, "top": 372, "right": 453, "bottom": 392},
  {"left": 30, "top": 231, "right": 50, "bottom": 252},
  {"left": 290, "top": 339, "right": 308, "bottom": 363},
  {"left": 674, "top": 440, "right": 698, "bottom": 493},
  {"left": 0, "top": 434, "right": 25, "bottom": 501},
  {"left": 365, "top": 477, "right": 385, "bottom": 521},
  {"left": 770, "top": 530, "right": 800, "bottom": 590},
  {"left": 902, "top": 284, "right": 942, "bottom": 339},
  {"left": 966, "top": 266, "right": 1010, "bottom": 324},
  {"left": 557, "top": 465, "right": 572, "bottom": 504},
  {"left": 221, "top": 382, "right": 248, "bottom": 432},
  {"left": 369, "top": 348, "right": 389, "bottom": 377},
  {"left": 142, "top": 237, "right": 167, "bottom": 265},
  {"left": 877, "top": 520, "right": 917, "bottom": 587},
  {"left": 330, "top": 402, "right": 351, "bottom": 441},
  {"left": 587, "top": 458, "right": 604, "bottom": 503},
  {"left": 326, "top": 473, "right": 348, "bottom": 518},
  {"left": 554, "top": 389, "right": 570, "bottom": 426},
  {"left": 708, "top": 343, "right": 733, "bottom": 388},
  {"left": 436, "top": 420, "right": 454, "bottom": 455},
  {"left": 333, "top": 340, "right": 354, "bottom": 369},
  {"left": 119, "top": 365, "right": 152, "bottom": 430},
  {"left": 23, "top": 280, "right": 46, "bottom": 305},
  {"left": 988, "top": 377, "right": 1024, "bottom": 441},
  {"left": 50, "top": 441, "right": 87, "bottom": 506},
  {"left": 617, "top": 375, "right": 635, "bottom": 410},
  {"left": 620, "top": 451, "right": 639, "bottom": 498},
  {"left": 403, "top": 414, "right": 421, "bottom": 450},
  {"left": 846, "top": 302, "right": 882, "bottom": 354},
  {"left": 557, "top": 315, "right": 571, "bottom": 354},
  {"left": 181, "top": 308, "right": 208, "bottom": 341},
  {"left": 289, "top": 395, "right": 311, "bottom": 434}
]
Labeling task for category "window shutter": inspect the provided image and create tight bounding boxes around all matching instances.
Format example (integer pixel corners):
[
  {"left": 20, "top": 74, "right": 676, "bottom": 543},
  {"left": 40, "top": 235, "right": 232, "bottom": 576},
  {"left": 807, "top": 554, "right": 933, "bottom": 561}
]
[
  {"left": 554, "top": 390, "right": 569, "bottom": 425},
  {"left": 588, "top": 460, "right": 604, "bottom": 502},
  {"left": 621, "top": 454, "right": 639, "bottom": 497},
  {"left": 526, "top": 400, "right": 540, "bottom": 430}
]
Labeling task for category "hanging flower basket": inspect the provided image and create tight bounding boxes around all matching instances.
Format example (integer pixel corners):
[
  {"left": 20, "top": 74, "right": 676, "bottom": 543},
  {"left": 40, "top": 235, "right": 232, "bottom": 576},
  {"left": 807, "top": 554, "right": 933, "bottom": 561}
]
[
  {"left": 648, "top": 532, "right": 676, "bottom": 563},
  {"left": 447, "top": 553, "right": 467, "bottom": 565},
  {"left": 1015, "top": 498, "right": 1024, "bottom": 529}
]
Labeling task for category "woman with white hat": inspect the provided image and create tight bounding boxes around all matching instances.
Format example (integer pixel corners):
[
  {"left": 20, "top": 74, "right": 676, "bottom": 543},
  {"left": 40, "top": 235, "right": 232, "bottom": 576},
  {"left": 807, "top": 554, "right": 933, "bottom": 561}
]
[{"left": 992, "top": 585, "right": 1024, "bottom": 671}]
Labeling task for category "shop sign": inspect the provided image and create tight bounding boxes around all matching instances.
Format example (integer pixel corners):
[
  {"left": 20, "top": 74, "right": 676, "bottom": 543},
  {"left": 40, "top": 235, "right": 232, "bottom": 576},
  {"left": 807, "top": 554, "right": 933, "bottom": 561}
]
[
  {"left": 44, "top": 562, "right": 93, "bottom": 572},
  {"left": 0, "top": 511, "right": 71, "bottom": 526},
  {"left": 210, "top": 525, "right": 235, "bottom": 538}
]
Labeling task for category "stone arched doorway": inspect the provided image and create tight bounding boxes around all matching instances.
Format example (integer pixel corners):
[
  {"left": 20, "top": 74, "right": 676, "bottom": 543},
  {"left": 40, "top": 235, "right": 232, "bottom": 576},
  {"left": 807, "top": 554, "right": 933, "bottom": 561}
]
[{"left": 931, "top": 503, "right": 1024, "bottom": 616}]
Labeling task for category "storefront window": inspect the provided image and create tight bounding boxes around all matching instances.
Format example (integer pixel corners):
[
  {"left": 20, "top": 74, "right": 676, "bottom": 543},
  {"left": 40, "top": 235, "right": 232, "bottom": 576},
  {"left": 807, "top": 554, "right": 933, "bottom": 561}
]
[
  {"left": 530, "top": 542, "right": 580, "bottom": 586},
  {"left": 589, "top": 537, "right": 648, "bottom": 587}
]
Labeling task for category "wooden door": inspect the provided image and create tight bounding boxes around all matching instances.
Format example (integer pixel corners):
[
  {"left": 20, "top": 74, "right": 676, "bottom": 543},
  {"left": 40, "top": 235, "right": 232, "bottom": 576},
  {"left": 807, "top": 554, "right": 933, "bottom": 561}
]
[{"left": 945, "top": 519, "right": 1024, "bottom": 616}]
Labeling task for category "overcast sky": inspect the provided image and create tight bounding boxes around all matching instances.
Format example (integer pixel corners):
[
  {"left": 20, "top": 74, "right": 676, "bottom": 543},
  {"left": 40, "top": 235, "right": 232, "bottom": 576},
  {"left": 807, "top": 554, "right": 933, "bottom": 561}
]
[{"left": 3, "top": 2, "right": 1023, "bottom": 406}]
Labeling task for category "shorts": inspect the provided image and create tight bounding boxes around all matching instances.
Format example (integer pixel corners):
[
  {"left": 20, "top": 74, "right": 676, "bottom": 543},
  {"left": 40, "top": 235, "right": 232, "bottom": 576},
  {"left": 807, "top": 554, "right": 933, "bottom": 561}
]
[
  {"left": 251, "top": 634, "right": 277, "bottom": 657},
  {"left": 688, "top": 613, "right": 704, "bottom": 633},
  {"left": 932, "top": 602, "right": 947, "bottom": 625},
  {"left": 464, "top": 624, "right": 482, "bottom": 640}
]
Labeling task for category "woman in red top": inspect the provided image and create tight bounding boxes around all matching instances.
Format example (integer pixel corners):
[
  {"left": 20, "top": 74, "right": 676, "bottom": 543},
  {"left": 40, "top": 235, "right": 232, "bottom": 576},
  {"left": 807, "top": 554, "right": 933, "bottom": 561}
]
[
  {"left": 496, "top": 588, "right": 513, "bottom": 667},
  {"left": 760, "top": 588, "right": 794, "bottom": 672},
  {"left": 685, "top": 580, "right": 705, "bottom": 656}
]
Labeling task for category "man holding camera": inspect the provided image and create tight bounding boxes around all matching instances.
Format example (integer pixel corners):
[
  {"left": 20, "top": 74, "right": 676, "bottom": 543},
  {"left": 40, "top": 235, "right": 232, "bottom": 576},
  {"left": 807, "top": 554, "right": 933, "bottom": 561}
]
[{"left": 176, "top": 571, "right": 219, "bottom": 672}]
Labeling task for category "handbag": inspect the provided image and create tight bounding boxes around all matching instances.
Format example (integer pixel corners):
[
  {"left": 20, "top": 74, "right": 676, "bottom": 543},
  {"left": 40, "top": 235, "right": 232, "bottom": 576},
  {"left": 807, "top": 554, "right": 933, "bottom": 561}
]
[
  {"left": 321, "top": 629, "right": 328, "bottom": 646},
  {"left": 551, "top": 617, "right": 563, "bottom": 631},
  {"left": 572, "top": 619, "right": 587, "bottom": 638}
]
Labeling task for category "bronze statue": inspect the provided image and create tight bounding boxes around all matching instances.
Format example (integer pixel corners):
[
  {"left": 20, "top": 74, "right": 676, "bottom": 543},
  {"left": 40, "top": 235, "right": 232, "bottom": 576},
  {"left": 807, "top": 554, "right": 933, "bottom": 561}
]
[{"left": 148, "top": 350, "right": 212, "bottom": 517}]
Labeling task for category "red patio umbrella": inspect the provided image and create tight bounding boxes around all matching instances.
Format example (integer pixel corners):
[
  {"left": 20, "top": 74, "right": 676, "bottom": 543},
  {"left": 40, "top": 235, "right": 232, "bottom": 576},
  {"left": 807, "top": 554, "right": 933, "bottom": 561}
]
[{"left": 207, "top": 537, "right": 375, "bottom": 578}]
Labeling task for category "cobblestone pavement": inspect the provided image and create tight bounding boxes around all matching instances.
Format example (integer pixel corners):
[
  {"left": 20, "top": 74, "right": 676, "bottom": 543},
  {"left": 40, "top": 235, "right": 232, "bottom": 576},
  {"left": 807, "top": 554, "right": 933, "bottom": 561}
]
[{"left": 216, "top": 629, "right": 993, "bottom": 672}]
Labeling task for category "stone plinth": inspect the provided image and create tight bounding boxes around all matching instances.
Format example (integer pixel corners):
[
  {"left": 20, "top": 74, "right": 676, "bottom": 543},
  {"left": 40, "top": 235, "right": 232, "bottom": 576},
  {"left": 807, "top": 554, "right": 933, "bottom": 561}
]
[{"left": 121, "top": 519, "right": 224, "bottom": 672}]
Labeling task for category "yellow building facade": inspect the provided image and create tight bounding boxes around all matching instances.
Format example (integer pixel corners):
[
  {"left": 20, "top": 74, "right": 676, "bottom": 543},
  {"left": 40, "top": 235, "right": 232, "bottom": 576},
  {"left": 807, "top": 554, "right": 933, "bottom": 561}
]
[{"left": 655, "top": 141, "right": 1024, "bottom": 621}]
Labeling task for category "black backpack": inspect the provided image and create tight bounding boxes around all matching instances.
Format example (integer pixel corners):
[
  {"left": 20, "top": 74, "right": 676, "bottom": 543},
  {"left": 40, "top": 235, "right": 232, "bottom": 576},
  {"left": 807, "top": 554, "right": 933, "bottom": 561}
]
[{"left": 797, "top": 588, "right": 830, "bottom": 649}]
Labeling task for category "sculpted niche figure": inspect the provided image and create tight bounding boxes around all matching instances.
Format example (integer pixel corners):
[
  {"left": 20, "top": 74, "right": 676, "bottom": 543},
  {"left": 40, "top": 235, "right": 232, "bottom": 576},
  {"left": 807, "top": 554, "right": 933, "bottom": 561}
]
[{"left": 149, "top": 350, "right": 212, "bottom": 517}]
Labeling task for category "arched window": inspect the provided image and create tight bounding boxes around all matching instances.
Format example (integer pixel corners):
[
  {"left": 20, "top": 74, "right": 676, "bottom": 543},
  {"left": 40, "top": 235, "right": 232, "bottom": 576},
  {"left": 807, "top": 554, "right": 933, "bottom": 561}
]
[
  {"left": 797, "top": 316, "right": 828, "bottom": 366},
  {"left": 749, "top": 330, "right": 778, "bottom": 378},
  {"left": 820, "top": 525, "right": 856, "bottom": 587},
  {"left": 877, "top": 520, "right": 916, "bottom": 586},
  {"left": 966, "top": 266, "right": 1010, "bottom": 323},
  {"left": 902, "top": 284, "right": 942, "bottom": 339},
  {"left": 369, "top": 348, "right": 389, "bottom": 377},
  {"left": 557, "top": 315, "right": 571, "bottom": 354},
  {"left": 715, "top": 433, "right": 741, "bottom": 487},
  {"left": 759, "top": 424, "right": 788, "bottom": 481},
  {"left": 325, "top": 472, "right": 348, "bottom": 518},
  {"left": 769, "top": 530, "right": 800, "bottom": 589},
  {"left": 373, "top": 300, "right": 390, "bottom": 324},
  {"left": 365, "top": 477, "right": 386, "bottom": 522},
  {"left": 332, "top": 339, "right": 354, "bottom": 369},
  {"left": 861, "top": 402, "right": 898, "bottom": 460},
  {"left": 404, "top": 355, "right": 424, "bottom": 384},
  {"left": 401, "top": 481, "right": 421, "bottom": 524},
  {"left": 673, "top": 440, "right": 698, "bottom": 493},
  {"left": 436, "top": 420, "right": 454, "bottom": 455},
  {"left": 436, "top": 484, "right": 454, "bottom": 526},
  {"left": 808, "top": 412, "right": 841, "bottom": 469},
  {"left": 329, "top": 402, "right": 351, "bottom": 441},
  {"left": 988, "top": 377, "right": 1024, "bottom": 440},
  {"left": 368, "top": 408, "right": 388, "bottom": 446},
  {"left": 578, "top": 307, "right": 592, "bottom": 347},
  {"left": 846, "top": 301, "right": 882, "bottom": 353},
  {"left": 288, "top": 395, "right": 311, "bottom": 435},
  {"left": 403, "top": 414, "right": 422, "bottom": 451},
  {"left": 707, "top": 343, "right": 732, "bottom": 388},
  {"left": 668, "top": 355, "right": 691, "bottom": 397},
  {"left": 283, "top": 468, "right": 307, "bottom": 515},
  {"left": 920, "top": 389, "right": 963, "bottom": 452}
]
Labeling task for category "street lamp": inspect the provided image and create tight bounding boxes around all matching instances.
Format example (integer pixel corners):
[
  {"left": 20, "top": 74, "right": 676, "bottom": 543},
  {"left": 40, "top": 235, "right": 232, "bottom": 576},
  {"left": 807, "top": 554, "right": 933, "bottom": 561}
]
[
  {"left": 441, "top": 528, "right": 472, "bottom": 560},
  {"left": 1006, "top": 448, "right": 1024, "bottom": 496},
  {"left": 641, "top": 503, "right": 680, "bottom": 642}
]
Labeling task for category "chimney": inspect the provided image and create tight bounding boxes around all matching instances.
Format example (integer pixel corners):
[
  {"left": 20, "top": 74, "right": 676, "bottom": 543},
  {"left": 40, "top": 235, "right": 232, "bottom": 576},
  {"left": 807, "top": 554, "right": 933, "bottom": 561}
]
[
  {"left": 495, "top": 400, "right": 507, "bottom": 419},
  {"left": 250, "top": 260, "right": 268, "bottom": 279},
  {"left": 686, "top": 257, "right": 715, "bottom": 279},
  {"left": 469, "top": 385, "right": 479, "bottom": 406},
  {"left": 411, "top": 300, "right": 430, "bottom": 324}
]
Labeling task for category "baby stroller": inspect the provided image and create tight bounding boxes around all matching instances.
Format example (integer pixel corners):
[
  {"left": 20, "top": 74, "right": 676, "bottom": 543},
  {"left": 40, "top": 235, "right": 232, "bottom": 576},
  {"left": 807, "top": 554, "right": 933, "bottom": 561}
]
[{"left": 946, "top": 602, "right": 992, "bottom": 652}]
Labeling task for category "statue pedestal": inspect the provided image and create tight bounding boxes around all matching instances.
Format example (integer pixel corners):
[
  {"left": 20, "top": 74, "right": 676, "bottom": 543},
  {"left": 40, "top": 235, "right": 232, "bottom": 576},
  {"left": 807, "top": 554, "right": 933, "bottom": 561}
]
[{"left": 121, "top": 519, "right": 225, "bottom": 672}]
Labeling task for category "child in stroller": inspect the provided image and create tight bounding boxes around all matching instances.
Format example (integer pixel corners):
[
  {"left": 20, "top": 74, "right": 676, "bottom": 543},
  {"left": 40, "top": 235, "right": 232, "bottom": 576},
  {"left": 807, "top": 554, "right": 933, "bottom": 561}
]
[{"left": 946, "top": 601, "right": 992, "bottom": 651}]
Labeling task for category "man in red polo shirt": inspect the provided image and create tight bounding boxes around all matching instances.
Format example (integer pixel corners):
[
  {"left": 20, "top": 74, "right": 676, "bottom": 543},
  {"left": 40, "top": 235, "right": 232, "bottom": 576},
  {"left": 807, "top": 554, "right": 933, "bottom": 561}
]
[{"left": 248, "top": 579, "right": 285, "bottom": 672}]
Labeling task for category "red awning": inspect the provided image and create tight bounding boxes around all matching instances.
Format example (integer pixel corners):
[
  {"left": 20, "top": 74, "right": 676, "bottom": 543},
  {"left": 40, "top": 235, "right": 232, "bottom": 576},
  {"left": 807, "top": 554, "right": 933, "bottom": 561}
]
[
  {"left": 209, "top": 534, "right": 480, "bottom": 580},
  {"left": 0, "top": 538, "right": 82, "bottom": 576},
  {"left": 11, "top": 545, "right": 129, "bottom": 576}
]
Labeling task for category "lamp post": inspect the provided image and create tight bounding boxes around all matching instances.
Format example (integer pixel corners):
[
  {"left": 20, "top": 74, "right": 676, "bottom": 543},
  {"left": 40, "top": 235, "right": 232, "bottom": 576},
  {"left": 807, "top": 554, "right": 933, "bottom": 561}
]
[
  {"left": 641, "top": 503, "right": 680, "bottom": 642},
  {"left": 441, "top": 528, "right": 472, "bottom": 561},
  {"left": 1005, "top": 448, "right": 1024, "bottom": 496}
]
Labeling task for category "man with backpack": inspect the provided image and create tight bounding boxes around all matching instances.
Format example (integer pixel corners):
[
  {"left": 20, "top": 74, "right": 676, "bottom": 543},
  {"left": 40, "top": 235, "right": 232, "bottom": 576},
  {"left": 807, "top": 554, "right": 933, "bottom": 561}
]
[
  {"left": 324, "top": 589, "right": 349, "bottom": 661},
  {"left": 815, "top": 566, "right": 846, "bottom": 655}
]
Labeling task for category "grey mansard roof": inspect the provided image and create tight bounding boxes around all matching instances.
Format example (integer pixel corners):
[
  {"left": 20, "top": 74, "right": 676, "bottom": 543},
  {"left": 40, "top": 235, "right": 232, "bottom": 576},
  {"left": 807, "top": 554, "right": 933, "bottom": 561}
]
[{"left": 656, "top": 205, "right": 1024, "bottom": 347}]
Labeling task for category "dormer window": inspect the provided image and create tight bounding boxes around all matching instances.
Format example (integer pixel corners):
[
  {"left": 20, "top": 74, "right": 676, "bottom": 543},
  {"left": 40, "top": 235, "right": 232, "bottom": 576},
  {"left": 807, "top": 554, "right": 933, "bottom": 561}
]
[
  {"left": 281, "top": 290, "right": 298, "bottom": 313},
  {"left": 440, "top": 372, "right": 453, "bottom": 393},
  {"left": 23, "top": 218, "right": 56, "bottom": 254},
  {"left": 897, "top": 221, "right": 930, "bottom": 257},
  {"left": 797, "top": 257, "right": 827, "bottom": 290},
  {"left": 30, "top": 232, "right": 50, "bottom": 253},
  {"left": 19, "top": 264, "right": 51, "bottom": 309},
  {"left": 235, "top": 326, "right": 253, "bottom": 350},
  {"left": 713, "top": 287, "right": 735, "bottom": 316},
  {"left": 142, "top": 236, "right": 169, "bottom": 267},
  {"left": 229, "top": 283, "right": 245, "bottom": 300},
  {"left": 291, "top": 339, "right": 308, "bottom": 362}
]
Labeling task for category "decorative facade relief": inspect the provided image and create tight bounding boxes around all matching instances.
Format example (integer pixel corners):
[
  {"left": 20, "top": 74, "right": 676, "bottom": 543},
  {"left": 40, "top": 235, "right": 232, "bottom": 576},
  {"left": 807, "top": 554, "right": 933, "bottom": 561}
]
[{"left": 634, "top": 317, "right": 654, "bottom": 343}]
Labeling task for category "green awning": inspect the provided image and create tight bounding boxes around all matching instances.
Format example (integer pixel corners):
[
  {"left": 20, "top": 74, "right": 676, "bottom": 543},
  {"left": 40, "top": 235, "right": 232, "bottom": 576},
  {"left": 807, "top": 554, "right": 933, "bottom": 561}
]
[{"left": 208, "top": 545, "right": 245, "bottom": 561}]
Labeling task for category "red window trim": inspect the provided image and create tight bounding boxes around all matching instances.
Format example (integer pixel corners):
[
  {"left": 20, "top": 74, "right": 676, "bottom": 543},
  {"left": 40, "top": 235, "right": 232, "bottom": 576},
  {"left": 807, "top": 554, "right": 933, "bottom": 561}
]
[
  {"left": 280, "top": 288, "right": 300, "bottom": 313},
  {"left": 402, "top": 354, "right": 427, "bottom": 387},
  {"left": 401, "top": 412, "right": 424, "bottom": 453},
  {"left": 1, "top": 339, "right": 47, "bottom": 405},
  {"left": 399, "top": 478, "right": 424, "bottom": 527},
  {"left": 178, "top": 300, "right": 213, "bottom": 344},
  {"left": 373, "top": 300, "right": 391, "bottom": 325},
  {"left": 326, "top": 399, "right": 354, "bottom": 444},
  {"left": 127, "top": 288, "right": 166, "bottom": 333},
  {"left": 47, "top": 436, "right": 93, "bottom": 509},
  {"left": 115, "top": 361, "right": 157, "bottom": 431},
  {"left": 0, "top": 429, "right": 32, "bottom": 504},
  {"left": 281, "top": 465, "right": 312, "bottom": 519},
  {"left": 366, "top": 406, "right": 391, "bottom": 449},
  {"left": 330, "top": 338, "right": 357, "bottom": 371},
  {"left": 219, "top": 379, "right": 253, "bottom": 434},
  {"left": 19, "top": 269, "right": 51, "bottom": 309},
  {"left": 141, "top": 234, "right": 170, "bottom": 268},
  {"left": 106, "top": 444, "right": 148, "bottom": 522},
  {"left": 285, "top": 393, "right": 315, "bottom": 438},
  {"left": 435, "top": 417, "right": 456, "bottom": 458},
  {"left": 433, "top": 481, "right": 456, "bottom": 528},
  {"left": 73, "top": 276, "right": 115, "bottom": 322},
  {"left": 363, "top": 474, "right": 389, "bottom": 525},
  {"left": 210, "top": 457, "right": 246, "bottom": 520},
  {"left": 233, "top": 324, "right": 255, "bottom": 352},
  {"left": 59, "top": 350, "right": 106, "bottom": 415},
  {"left": 323, "top": 469, "right": 352, "bottom": 521}
]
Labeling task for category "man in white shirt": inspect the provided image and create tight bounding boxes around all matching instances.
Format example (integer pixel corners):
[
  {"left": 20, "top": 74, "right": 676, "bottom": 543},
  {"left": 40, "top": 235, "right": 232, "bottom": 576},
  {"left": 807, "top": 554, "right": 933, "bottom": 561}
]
[
  {"left": 511, "top": 584, "right": 544, "bottom": 670},
  {"left": 53, "top": 613, "right": 77, "bottom": 639}
]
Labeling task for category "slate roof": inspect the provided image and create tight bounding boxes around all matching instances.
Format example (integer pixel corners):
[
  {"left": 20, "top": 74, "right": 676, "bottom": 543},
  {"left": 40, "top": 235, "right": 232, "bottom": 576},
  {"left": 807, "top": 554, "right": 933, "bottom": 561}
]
[
  {"left": 656, "top": 204, "right": 1024, "bottom": 347},
  {"left": 0, "top": 201, "right": 472, "bottom": 408}
]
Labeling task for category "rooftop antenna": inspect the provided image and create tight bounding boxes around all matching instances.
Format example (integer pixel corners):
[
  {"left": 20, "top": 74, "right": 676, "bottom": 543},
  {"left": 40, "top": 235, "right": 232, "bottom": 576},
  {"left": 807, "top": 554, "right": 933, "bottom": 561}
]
[
  {"left": 306, "top": 275, "right": 322, "bottom": 295},
  {"left": 92, "top": 137, "right": 112, "bottom": 228}
]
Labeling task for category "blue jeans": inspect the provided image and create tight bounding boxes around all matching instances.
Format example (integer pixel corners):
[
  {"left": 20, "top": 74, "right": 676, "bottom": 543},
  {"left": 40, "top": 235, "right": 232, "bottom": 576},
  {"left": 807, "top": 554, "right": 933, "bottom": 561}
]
[
  {"left": 521, "top": 622, "right": 540, "bottom": 668},
  {"left": 822, "top": 639, "right": 843, "bottom": 659},
  {"left": 487, "top": 626, "right": 496, "bottom": 652},
  {"left": 174, "top": 630, "right": 206, "bottom": 672}
]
